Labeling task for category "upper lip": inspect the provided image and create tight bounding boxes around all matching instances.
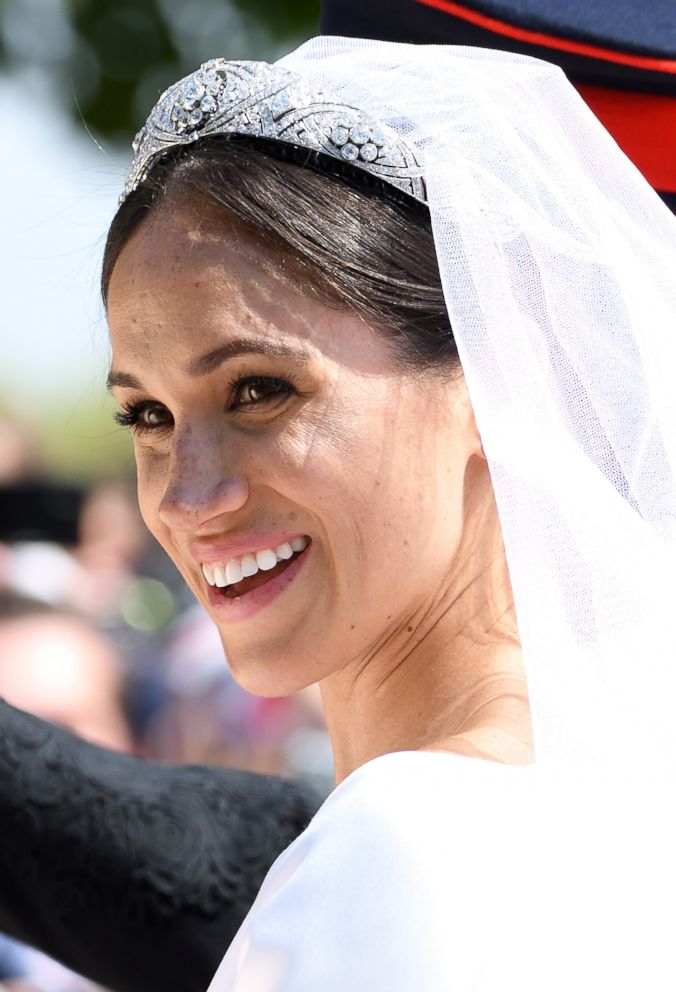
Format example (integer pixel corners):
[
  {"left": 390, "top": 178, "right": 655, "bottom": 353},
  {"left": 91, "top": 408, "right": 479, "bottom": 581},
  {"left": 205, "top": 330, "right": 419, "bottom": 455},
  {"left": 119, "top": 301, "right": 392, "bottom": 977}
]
[{"left": 189, "top": 532, "right": 309, "bottom": 565}]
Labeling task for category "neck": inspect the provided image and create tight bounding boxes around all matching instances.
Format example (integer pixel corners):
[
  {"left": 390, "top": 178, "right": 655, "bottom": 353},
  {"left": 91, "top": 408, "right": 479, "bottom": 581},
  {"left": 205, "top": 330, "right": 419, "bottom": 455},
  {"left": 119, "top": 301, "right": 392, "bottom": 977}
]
[
  {"left": 321, "top": 624, "right": 533, "bottom": 785},
  {"left": 320, "top": 493, "right": 534, "bottom": 785}
]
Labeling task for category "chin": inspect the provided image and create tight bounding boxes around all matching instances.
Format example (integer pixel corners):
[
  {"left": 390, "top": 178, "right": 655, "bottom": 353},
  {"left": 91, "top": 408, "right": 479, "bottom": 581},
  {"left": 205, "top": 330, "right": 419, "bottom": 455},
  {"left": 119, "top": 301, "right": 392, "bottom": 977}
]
[
  {"left": 216, "top": 619, "right": 323, "bottom": 695},
  {"left": 225, "top": 648, "right": 317, "bottom": 698}
]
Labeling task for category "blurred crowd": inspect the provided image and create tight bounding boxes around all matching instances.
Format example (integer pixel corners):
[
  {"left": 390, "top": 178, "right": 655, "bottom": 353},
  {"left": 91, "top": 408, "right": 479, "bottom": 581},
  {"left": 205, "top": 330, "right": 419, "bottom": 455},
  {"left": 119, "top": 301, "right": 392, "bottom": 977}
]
[{"left": 0, "top": 415, "right": 332, "bottom": 992}]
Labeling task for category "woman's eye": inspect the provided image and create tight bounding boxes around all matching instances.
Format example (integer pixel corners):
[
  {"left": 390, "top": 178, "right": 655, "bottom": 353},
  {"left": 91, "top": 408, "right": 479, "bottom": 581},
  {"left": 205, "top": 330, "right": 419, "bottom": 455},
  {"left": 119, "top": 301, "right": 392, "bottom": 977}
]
[
  {"left": 113, "top": 378, "right": 293, "bottom": 434},
  {"left": 233, "top": 377, "right": 294, "bottom": 408},
  {"left": 141, "top": 406, "right": 170, "bottom": 427},
  {"left": 114, "top": 402, "right": 172, "bottom": 434}
]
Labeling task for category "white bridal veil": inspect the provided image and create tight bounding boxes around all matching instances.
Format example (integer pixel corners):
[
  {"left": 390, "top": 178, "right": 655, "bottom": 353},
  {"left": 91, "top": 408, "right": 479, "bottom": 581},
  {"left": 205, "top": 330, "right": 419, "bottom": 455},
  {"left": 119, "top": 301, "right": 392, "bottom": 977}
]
[{"left": 280, "top": 37, "right": 676, "bottom": 777}]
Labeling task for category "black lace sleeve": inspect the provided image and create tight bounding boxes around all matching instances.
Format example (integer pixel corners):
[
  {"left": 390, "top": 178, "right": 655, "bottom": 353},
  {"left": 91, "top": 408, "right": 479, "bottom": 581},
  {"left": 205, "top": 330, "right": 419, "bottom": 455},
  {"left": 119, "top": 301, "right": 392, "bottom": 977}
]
[{"left": 0, "top": 699, "right": 323, "bottom": 992}]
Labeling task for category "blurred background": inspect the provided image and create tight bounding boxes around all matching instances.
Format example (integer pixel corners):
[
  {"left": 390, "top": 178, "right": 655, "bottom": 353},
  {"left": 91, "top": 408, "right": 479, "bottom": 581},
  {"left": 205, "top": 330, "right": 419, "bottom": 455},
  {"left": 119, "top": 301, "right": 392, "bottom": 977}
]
[{"left": 0, "top": 4, "right": 328, "bottom": 989}]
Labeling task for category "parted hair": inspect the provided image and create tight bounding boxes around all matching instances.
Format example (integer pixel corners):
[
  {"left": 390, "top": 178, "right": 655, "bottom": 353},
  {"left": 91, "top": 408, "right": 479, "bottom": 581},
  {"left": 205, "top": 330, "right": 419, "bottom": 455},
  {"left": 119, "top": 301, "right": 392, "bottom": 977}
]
[{"left": 102, "top": 137, "right": 458, "bottom": 372}]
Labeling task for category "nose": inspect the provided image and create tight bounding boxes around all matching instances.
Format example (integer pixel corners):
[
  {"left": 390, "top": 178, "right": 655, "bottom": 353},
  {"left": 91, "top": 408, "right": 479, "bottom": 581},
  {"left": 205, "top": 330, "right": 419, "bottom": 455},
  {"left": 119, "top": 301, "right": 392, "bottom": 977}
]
[{"left": 158, "top": 431, "right": 249, "bottom": 532}]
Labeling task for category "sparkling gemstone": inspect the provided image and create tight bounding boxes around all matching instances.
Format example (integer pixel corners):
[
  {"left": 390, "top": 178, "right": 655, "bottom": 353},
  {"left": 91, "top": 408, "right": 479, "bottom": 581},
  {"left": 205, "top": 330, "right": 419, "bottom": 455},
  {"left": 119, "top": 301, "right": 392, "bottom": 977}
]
[
  {"left": 359, "top": 142, "right": 378, "bottom": 162},
  {"left": 271, "top": 91, "right": 292, "bottom": 117},
  {"left": 171, "top": 105, "right": 190, "bottom": 131},
  {"left": 182, "top": 82, "right": 206, "bottom": 110},
  {"left": 349, "top": 124, "right": 370, "bottom": 146},
  {"left": 370, "top": 127, "right": 387, "bottom": 147},
  {"left": 131, "top": 128, "right": 144, "bottom": 154},
  {"left": 195, "top": 68, "right": 220, "bottom": 90},
  {"left": 197, "top": 72, "right": 222, "bottom": 97},
  {"left": 330, "top": 125, "right": 349, "bottom": 147},
  {"left": 340, "top": 142, "right": 359, "bottom": 161},
  {"left": 200, "top": 95, "right": 218, "bottom": 114},
  {"left": 224, "top": 83, "right": 242, "bottom": 104},
  {"left": 189, "top": 108, "right": 203, "bottom": 126}
]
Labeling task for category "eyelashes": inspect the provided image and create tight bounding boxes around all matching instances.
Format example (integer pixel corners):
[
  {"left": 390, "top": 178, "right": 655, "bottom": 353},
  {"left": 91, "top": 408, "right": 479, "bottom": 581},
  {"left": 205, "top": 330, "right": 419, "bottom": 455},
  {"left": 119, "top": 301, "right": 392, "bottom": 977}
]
[
  {"left": 113, "top": 374, "right": 297, "bottom": 436},
  {"left": 113, "top": 401, "right": 169, "bottom": 435},
  {"left": 233, "top": 374, "right": 296, "bottom": 407}
]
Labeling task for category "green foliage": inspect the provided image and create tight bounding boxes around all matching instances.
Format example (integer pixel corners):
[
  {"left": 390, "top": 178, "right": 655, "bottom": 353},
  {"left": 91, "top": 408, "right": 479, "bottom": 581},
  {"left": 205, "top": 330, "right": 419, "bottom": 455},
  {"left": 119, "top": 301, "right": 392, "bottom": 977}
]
[
  {"left": 40, "top": 395, "right": 136, "bottom": 483},
  {"left": 229, "top": 0, "right": 320, "bottom": 38},
  {"left": 1, "top": 390, "right": 135, "bottom": 483},
  {"left": 67, "top": 1, "right": 181, "bottom": 137},
  {"left": 1, "top": 0, "right": 320, "bottom": 139}
]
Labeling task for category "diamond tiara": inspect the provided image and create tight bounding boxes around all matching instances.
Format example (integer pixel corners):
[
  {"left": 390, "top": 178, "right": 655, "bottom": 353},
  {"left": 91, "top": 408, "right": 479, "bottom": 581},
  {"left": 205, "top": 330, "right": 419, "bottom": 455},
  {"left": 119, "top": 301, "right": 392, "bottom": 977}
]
[{"left": 122, "top": 58, "right": 427, "bottom": 206}]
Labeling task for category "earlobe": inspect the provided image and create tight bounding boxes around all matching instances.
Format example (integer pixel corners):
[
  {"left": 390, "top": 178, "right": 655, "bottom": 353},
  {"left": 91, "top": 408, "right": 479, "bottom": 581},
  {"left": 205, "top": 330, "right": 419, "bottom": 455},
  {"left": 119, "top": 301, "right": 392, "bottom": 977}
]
[
  {"left": 455, "top": 377, "right": 486, "bottom": 460},
  {"left": 469, "top": 407, "right": 487, "bottom": 461}
]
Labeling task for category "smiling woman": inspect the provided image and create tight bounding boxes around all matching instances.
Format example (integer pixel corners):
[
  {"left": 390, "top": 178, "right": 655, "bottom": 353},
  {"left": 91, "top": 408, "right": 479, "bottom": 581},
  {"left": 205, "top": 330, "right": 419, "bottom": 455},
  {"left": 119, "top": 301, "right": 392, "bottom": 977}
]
[
  {"left": 100, "top": 36, "right": 676, "bottom": 992},
  {"left": 105, "top": 158, "right": 517, "bottom": 749}
]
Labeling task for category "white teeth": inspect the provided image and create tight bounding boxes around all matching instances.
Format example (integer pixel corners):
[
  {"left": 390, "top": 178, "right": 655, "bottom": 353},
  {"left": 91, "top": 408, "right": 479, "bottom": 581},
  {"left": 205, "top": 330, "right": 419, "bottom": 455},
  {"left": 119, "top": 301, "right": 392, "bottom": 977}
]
[
  {"left": 203, "top": 536, "right": 310, "bottom": 589},
  {"left": 256, "top": 548, "right": 278, "bottom": 571},
  {"left": 241, "top": 554, "right": 258, "bottom": 578},
  {"left": 225, "top": 559, "right": 243, "bottom": 585}
]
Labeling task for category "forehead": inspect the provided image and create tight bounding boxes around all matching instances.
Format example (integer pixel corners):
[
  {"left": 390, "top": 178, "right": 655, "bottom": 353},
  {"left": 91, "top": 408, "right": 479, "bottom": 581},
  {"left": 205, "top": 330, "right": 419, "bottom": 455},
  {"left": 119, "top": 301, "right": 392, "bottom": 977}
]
[
  {"left": 109, "top": 199, "right": 295, "bottom": 324},
  {"left": 106, "top": 198, "right": 389, "bottom": 374}
]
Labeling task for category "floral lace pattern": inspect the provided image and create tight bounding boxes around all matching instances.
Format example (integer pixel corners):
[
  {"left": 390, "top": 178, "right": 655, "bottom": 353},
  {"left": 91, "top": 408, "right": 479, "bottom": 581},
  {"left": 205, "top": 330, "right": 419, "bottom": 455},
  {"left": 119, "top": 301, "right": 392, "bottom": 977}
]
[{"left": 0, "top": 700, "right": 321, "bottom": 992}]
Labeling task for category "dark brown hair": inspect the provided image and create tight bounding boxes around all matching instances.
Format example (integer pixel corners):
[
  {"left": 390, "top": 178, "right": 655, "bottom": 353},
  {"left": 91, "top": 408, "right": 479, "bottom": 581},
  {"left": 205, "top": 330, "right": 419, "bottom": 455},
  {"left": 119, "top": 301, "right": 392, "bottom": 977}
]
[{"left": 102, "top": 138, "right": 458, "bottom": 372}]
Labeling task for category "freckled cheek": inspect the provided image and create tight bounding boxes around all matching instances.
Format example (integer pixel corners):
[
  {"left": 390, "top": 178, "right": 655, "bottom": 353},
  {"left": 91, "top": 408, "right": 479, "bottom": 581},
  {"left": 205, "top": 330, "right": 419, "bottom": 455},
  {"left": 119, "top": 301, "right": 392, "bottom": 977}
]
[
  {"left": 353, "top": 428, "right": 452, "bottom": 577},
  {"left": 134, "top": 455, "right": 170, "bottom": 541},
  {"left": 280, "top": 420, "right": 393, "bottom": 566}
]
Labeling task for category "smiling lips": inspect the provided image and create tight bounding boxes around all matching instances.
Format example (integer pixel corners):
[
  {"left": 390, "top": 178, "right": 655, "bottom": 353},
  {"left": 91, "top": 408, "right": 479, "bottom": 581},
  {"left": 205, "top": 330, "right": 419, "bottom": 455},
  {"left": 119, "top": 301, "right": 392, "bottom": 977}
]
[{"left": 201, "top": 535, "right": 309, "bottom": 598}]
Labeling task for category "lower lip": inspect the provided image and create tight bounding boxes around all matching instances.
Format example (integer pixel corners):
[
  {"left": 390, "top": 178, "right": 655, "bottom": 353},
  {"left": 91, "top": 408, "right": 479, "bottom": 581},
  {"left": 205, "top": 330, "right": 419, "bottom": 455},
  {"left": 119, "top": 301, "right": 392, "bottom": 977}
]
[{"left": 204, "top": 546, "right": 310, "bottom": 623}]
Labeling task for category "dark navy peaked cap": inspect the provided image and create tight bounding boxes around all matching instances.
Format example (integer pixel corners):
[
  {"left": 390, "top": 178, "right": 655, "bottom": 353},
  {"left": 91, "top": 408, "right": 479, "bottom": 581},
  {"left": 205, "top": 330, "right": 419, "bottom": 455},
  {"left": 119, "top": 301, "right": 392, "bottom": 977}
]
[{"left": 321, "top": 0, "right": 676, "bottom": 209}]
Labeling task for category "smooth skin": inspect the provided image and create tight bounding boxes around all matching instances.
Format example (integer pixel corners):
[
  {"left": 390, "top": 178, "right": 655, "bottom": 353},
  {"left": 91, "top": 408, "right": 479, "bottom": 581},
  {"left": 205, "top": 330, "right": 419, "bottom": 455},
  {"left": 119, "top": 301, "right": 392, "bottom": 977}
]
[{"left": 107, "top": 196, "right": 534, "bottom": 783}]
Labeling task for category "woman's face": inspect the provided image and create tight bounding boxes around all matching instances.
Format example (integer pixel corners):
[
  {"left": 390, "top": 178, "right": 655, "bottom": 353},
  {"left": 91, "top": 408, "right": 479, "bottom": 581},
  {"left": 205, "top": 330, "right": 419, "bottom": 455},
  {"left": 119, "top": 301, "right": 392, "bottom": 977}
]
[{"left": 107, "top": 199, "right": 484, "bottom": 695}]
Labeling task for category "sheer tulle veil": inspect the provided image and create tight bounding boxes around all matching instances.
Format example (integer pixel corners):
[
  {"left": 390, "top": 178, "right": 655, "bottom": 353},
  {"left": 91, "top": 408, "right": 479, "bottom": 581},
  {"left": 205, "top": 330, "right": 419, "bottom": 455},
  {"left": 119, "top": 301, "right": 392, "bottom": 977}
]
[{"left": 278, "top": 37, "right": 676, "bottom": 777}]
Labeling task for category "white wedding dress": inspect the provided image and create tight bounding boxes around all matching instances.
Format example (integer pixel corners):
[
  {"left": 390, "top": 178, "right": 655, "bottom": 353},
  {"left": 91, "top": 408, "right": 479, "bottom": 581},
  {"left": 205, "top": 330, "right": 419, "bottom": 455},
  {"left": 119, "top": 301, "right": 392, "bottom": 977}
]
[{"left": 207, "top": 750, "right": 674, "bottom": 991}]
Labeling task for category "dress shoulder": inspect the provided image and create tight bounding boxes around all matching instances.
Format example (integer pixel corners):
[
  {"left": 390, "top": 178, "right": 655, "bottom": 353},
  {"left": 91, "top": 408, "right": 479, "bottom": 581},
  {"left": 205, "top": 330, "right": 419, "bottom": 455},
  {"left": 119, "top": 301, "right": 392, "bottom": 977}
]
[
  {"left": 209, "top": 751, "right": 537, "bottom": 991},
  {"left": 209, "top": 751, "right": 676, "bottom": 991}
]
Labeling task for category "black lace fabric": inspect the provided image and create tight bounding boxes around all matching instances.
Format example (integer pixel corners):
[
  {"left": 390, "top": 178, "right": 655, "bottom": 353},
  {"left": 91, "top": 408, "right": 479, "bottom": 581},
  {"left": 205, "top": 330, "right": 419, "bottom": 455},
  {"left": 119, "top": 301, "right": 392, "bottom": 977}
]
[{"left": 0, "top": 699, "right": 322, "bottom": 992}]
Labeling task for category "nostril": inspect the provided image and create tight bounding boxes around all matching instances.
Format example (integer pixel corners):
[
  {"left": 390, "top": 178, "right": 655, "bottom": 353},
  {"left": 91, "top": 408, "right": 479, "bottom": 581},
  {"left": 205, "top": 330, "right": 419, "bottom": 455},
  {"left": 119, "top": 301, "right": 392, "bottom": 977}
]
[{"left": 159, "top": 475, "right": 250, "bottom": 530}]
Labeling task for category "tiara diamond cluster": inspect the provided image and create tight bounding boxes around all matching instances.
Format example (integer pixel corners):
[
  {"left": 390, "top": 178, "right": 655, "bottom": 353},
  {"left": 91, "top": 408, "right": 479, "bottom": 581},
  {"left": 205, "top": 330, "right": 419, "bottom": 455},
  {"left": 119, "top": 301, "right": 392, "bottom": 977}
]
[
  {"left": 330, "top": 122, "right": 386, "bottom": 163},
  {"left": 123, "top": 58, "right": 426, "bottom": 205}
]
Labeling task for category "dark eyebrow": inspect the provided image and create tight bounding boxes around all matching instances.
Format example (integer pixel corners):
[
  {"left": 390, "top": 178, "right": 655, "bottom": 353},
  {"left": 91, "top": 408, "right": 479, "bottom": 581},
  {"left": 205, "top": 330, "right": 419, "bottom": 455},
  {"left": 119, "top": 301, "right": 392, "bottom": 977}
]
[
  {"left": 107, "top": 337, "right": 310, "bottom": 392},
  {"left": 107, "top": 370, "right": 142, "bottom": 391},
  {"left": 186, "top": 337, "right": 310, "bottom": 377}
]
